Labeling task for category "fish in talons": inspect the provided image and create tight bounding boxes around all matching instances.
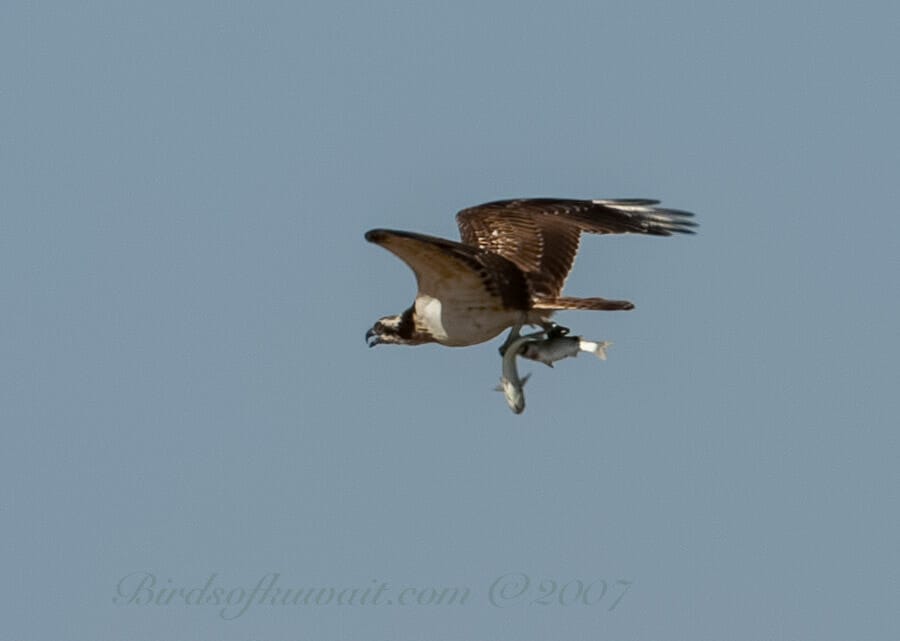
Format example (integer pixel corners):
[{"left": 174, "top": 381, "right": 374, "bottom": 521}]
[
  {"left": 496, "top": 330, "right": 612, "bottom": 414},
  {"left": 520, "top": 335, "right": 611, "bottom": 367},
  {"left": 496, "top": 331, "right": 544, "bottom": 414}
]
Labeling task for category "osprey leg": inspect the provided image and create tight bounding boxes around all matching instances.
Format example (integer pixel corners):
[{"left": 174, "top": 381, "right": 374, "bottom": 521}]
[
  {"left": 542, "top": 321, "right": 570, "bottom": 338},
  {"left": 497, "top": 324, "right": 524, "bottom": 356}
]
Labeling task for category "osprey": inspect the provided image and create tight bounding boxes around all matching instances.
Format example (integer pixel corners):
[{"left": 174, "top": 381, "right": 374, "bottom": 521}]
[{"left": 365, "top": 198, "right": 695, "bottom": 351}]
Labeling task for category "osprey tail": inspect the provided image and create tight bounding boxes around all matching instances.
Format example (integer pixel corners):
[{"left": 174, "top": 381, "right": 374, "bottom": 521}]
[{"left": 532, "top": 296, "right": 634, "bottom": 311}]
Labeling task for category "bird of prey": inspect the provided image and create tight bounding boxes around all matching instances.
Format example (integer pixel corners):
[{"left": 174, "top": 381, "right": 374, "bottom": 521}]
[{"left": 365, "top": 198, "right": 695, "bottom": 351}]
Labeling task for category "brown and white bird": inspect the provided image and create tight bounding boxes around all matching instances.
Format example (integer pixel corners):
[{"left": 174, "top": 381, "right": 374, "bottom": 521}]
[{"left": 365, "top": 198, "right": 696, "bottom": 352}]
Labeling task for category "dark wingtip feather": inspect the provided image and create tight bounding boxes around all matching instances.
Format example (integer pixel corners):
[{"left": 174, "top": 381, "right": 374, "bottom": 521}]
[
  {"left": 651, "top": 225, "right": 697, "bottom": 236},
  {"left": 639, "top": 207, "right": 699, "bottom": 236}
]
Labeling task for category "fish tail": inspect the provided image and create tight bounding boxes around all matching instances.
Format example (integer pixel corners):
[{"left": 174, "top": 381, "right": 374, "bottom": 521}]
[{"left": 579, "top": 339, "right": 611, "bottom": 360}]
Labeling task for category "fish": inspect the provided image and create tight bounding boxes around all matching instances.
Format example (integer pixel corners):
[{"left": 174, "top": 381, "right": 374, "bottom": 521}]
[
  {"left": 495, "top": 331, "right": 612, "bottom": 414},
  {"left": 519, "top": 335, "right": 611, "bottom": 367},
  {"left": 496, "top": 331, "right": 545, "bottom": 414}
]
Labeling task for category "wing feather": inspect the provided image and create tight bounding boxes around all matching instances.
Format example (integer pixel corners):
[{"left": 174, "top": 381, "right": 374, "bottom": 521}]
[
  {"left": 365, "top": 229, "right": 530, "bottom": 310},
  {"left": 456, "top": 198, "right": 696, "bottom": 297}
]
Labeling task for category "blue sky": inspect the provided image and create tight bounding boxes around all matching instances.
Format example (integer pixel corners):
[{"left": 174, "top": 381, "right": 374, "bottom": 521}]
[{"left": 2, "top": 1, "right": 898, "bottom": 639}]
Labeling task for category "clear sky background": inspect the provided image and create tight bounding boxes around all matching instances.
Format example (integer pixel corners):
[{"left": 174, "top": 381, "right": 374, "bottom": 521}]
[{"left": 2, "top": 1, "right": 899, "bottom": 640}]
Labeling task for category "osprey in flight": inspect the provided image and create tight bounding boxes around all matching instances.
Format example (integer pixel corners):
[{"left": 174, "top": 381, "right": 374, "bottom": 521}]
[{"left": 365, "top": 198, "right": 695, "bottom": 351}]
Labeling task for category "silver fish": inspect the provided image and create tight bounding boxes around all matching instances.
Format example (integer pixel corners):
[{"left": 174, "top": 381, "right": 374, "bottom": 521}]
[
  {"left": 519, "top": 335, "right": 611, "bottom": 367},
  {"left": 496, "top": 331, "right": 611, "bottom": 414},
  {"left": 496, "top": 331, "right": 545, "bottom": 414}
]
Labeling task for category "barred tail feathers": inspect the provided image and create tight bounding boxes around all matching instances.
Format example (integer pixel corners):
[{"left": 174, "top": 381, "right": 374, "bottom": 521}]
[{"left": 532, "top": 296, "right": 634, "bottom": 311}]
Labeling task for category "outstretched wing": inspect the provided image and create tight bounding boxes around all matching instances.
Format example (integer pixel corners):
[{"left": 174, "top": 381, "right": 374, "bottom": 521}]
[
  {"left": 456, "top": 198, "right": 696, "bottom": 297},
  {"left": 365, "top": 229, "right": 531, "bottom": 310}
]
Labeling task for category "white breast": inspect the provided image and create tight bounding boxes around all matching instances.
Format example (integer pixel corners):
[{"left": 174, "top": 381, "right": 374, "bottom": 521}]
[
  {"left": 416, "top": 295, "right": 448, "bottom": 341},
  {"left": 414, "top": 293, "right": 528, "bottom": 346}
]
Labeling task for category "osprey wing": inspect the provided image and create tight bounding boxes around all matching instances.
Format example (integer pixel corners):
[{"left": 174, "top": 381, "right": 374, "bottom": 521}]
[
  {"left": 456, "top": 198, "right": 696, "bottom": 297},
  {"left": 364, "top": 229, "right": 530, "bottom": 310}
]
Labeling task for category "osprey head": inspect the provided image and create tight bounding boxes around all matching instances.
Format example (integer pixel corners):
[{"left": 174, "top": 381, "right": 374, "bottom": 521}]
[{"left": 365, "top": 307, "right": 421, "bottom": 347}]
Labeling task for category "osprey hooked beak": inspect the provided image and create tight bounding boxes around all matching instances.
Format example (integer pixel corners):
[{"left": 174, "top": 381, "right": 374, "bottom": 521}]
[{"left": 365, "top": 326, "right": 382, "bottom": 347}]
